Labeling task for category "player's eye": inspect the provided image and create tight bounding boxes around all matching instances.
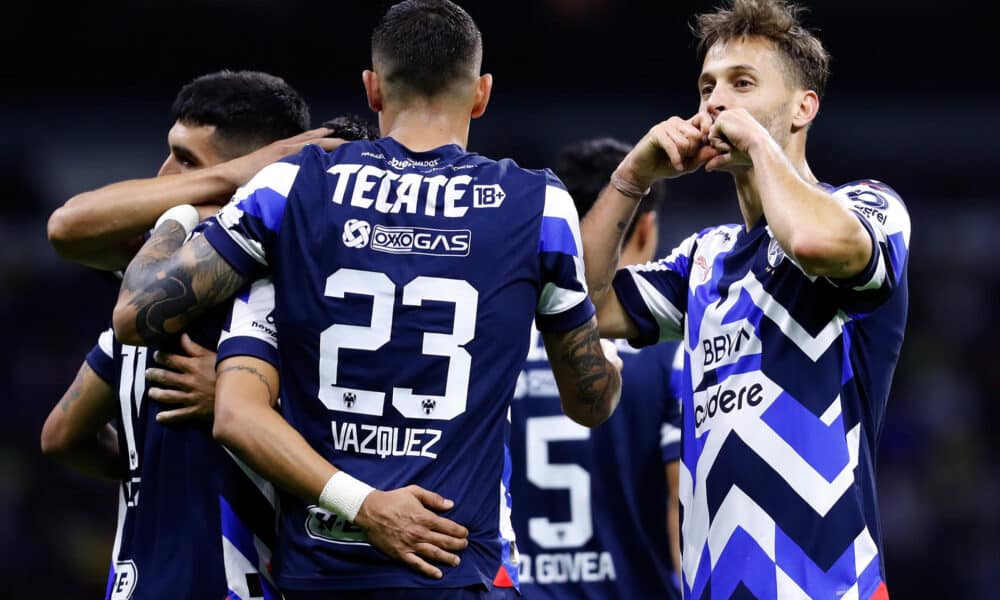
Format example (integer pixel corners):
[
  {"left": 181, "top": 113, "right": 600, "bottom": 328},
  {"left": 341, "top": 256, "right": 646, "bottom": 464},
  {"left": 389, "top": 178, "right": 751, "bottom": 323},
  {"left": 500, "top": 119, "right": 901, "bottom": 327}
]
[
  {"left": 734, "top": 78, "right": 754, "bottom": 89},
  {"left": 700, "top": 84, "right": 714, "bottom": 98}
]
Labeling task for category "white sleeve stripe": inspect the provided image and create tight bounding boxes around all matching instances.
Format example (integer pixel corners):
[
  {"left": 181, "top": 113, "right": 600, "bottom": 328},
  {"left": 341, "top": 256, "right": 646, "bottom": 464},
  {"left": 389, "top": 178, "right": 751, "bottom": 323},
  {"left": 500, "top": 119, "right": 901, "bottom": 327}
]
[
  {"left": 542, "top": 185, "right": 584, "bottom": 257},
  {"left": 537, "top": 283, "right": 588, "bottom": 315},
  {"left": 218, "top": 218, "right": 268, "bottom": 266},
  {"left": 661, "top": 423, "right": 683, "bottom": 447},
  {"left": 97, "top": 328, "right": 114, "bottom": 359},
  {"left": 232, "top": 162, "right": 300, "bottom": 203},
  {"left": 630, "top": 270, "right": 684, "bottom": 341}
]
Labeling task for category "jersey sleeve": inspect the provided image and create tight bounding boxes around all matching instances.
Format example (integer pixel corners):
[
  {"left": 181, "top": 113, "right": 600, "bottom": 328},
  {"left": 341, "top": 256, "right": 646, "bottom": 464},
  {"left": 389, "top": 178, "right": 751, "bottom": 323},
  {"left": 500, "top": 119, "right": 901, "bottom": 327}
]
[
  {"left": 85, "top": 327, "right": 116, "bottom": 385},
  {"left": 217, "top": 278, "right": 280, "bottom": 367},
  {"left": 535, "top": 173, "right": 596, "bottom": 332},
  {"left": 611, "top": 232, "right": 697, "bottom": 347},
  {"left": 203, "top": 150, "right": 310, "bottom": 278},
  {"left": 660, "top": 343, "right": 684, "bottom": 463},
  {"left": 827, "top": 180, "right": 911, "bottom": 317}
]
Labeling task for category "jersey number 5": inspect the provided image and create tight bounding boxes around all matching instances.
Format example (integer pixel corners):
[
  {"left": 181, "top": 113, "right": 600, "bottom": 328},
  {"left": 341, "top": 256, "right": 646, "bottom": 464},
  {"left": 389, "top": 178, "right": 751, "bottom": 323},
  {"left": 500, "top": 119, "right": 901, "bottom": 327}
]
[{"left": 318, "top": 268, "right": 477, "bottom": 421}]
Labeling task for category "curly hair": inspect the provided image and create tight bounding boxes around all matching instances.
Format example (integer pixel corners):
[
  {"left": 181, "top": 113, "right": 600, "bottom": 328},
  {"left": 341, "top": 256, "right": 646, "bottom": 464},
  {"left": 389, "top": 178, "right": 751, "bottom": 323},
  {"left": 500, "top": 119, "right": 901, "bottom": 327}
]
[{"left": 693, "top": 0, "right": 830, "bottom": 98}]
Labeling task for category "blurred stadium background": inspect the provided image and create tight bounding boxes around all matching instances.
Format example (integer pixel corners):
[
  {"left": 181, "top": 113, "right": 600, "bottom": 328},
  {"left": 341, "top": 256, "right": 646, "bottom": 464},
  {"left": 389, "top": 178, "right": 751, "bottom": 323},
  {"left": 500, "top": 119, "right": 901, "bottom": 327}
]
[{"left": 2, "top": 0, "right": 996, "bottom": 597}]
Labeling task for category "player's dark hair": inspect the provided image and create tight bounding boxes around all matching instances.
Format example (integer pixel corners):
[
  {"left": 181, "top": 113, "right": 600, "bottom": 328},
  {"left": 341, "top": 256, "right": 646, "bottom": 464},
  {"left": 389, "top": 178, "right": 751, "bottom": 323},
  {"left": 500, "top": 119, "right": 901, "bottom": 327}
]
[
  {"left": 172, "top": 70, "right": 310, "bottom": 158},
  {"left": 555, "top": 138, "right": 666, "bottom": 243},
  {"left": 321, "top": 114, "right": 380, "bottom": 141},
  {"left": 693, "top": 0, "right": 830, "bottom": 98},
  {"left": 371, "top": 0, "right": 482, "bottom": 98}
]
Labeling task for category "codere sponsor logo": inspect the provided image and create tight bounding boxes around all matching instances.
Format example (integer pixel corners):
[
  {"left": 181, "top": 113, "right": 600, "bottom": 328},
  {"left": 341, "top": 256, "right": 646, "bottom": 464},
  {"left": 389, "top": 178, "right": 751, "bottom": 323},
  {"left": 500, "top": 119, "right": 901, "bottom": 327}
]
[
  {"left": 695, "top": 382, "right": 764, "bottom": 429},
  {"left": 370, "top": 224, "right": 471, "bottom": 257}
]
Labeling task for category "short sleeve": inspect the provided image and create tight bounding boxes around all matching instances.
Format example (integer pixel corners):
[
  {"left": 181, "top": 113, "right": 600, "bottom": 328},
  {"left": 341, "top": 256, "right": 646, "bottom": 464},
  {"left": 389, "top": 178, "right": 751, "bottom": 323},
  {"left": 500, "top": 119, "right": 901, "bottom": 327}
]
[
  {"left": 217, "top": 278, "right": 280, "bottom": 367},
  {"left": 612, "top": 233, "right": 697, "bottom": 347},
  {"left": 85, "top": 327, "right": 117, "bottom": 385},
  {"left": 535, "top": 172, "right": 596, "bottom": 332},
  {"left": 827, "top": 180, "right": 911, "bottom": 317},
  {"left": 204, "top": 151, "right": 310, "bottom": 278}
]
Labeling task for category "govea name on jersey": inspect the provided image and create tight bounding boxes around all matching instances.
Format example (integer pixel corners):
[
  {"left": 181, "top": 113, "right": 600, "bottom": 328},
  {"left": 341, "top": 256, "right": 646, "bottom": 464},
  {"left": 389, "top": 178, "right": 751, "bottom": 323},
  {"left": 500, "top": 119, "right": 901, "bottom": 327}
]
[
  {"left": 86, "top": 275, "right": 280, "bottom": 600},
  {"left": 204, "top": 137, "right": 594, "bottom": 590},
  {"left": 511, "top": 328, "right": 683, "bottom": 600},
  {"left": 611, "top": 180, "right": 909, "bottom": 600}
]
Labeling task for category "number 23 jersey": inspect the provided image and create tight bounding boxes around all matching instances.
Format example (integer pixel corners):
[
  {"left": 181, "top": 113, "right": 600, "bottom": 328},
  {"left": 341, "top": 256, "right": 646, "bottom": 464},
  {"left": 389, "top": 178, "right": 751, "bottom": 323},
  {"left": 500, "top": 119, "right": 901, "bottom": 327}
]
[{"left": 204, "top": 137, "right": 594, "bottom": 592}]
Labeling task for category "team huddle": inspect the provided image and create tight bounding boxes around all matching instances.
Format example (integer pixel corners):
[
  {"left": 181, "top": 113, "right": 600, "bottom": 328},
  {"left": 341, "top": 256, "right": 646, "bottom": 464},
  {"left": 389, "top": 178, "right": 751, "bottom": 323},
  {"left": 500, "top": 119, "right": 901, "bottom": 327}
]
[{"left": 41, "top": 1, "right": 909, "bottom": 599}]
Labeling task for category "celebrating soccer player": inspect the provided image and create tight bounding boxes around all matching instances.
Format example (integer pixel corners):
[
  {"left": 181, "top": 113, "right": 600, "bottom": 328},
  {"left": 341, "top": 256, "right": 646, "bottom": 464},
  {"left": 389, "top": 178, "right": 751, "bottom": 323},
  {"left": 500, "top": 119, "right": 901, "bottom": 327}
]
[
  {"left": 582, "top": 1, "right": 910, "bottom": 598},
  {"left": 112, "top": 1, "right": 622, "bottom": 598},
  {"left": 41, "top": 70, "right": 357, "bottom": 599}
]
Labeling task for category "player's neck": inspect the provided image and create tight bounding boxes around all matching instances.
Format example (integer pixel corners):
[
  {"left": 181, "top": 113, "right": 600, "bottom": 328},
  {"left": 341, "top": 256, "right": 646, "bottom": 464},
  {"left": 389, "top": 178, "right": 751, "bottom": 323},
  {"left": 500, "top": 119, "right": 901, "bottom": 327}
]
[
  {"left": 380, "top": 104, "right": 470, "bottom": 152},
  {"left": 733, "top": 147, "right": 816, "bottom": 231}
]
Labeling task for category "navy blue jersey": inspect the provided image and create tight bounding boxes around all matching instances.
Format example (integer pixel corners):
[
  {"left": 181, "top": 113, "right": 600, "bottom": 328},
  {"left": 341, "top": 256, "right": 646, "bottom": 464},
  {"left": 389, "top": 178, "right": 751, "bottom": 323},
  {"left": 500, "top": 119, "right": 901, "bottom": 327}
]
[
  {"left": 204, "top": 137, "right": 594, "bottom": 592},
  {"left": 510, "top": 328, "right": 683, "bottom": 599},
  {"left": 611, "top": 180, "right": 909, "bottom": 599},
  {"left": 87, "top": 249, "right": 281, "bottom": 600}
]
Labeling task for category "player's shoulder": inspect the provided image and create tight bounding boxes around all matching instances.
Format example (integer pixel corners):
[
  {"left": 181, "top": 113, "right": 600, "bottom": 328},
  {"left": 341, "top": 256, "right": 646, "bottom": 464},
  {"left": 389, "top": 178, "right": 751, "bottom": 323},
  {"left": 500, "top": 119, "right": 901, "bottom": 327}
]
[{"left": 827, "top": 179, "right": 907, "bottom": 209}]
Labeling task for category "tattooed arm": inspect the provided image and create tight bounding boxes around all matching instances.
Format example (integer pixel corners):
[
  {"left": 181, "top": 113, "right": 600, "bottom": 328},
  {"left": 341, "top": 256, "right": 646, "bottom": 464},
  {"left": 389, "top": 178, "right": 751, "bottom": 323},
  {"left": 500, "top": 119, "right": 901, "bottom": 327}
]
[
  {"left": 543, "top": 317, "right": 623, "bottom": 427},
  {"left": 41, "top": 362, "right": 123, "bottom": 479},
  {"left": 113, "top": 220, "right": 249, "bottom": 346}
]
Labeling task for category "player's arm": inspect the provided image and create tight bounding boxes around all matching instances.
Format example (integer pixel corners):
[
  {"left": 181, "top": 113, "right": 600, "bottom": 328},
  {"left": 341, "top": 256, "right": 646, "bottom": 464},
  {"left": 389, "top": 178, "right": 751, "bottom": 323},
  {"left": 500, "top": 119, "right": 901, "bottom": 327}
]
[
  {"left": 706, "top": 109, "right": 871, "bottom": 278},
  {"left": 113, "top": 218, "right": 249, "bottom": 346},
  {"left": 665, "top": 460, "right": 681, "bottom": 582},
  {"left": 542, "top": 317, "right": 623, "bottom": 427},
  {"left": 582, "top": 115, "right": 716, "bottom": 338},
  {"left": 214, "top": 356, "right": 470, "bottom": 579},
  {"left": 47, "top": 128, "right": 339, "bottom": 271},
  {"left": 40, "top": 362, "right": 123, "bottom": 479}
]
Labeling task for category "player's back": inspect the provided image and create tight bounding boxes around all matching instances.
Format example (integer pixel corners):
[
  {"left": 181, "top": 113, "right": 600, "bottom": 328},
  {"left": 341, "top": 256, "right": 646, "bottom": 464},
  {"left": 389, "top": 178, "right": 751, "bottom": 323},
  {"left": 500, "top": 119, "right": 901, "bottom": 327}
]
[
  {"left": 510, "top": 328, "right": 682, "bottom": 599},
  {"left": 222, "top": 137, "right": 592, "bottom": 591}
]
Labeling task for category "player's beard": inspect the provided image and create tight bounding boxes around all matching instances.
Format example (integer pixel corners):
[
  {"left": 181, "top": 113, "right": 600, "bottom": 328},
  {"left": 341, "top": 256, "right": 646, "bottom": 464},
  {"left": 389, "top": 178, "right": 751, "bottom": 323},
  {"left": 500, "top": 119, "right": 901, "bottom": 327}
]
[{"left": 754, "top": 103, "right": 793, "bottom": 151}]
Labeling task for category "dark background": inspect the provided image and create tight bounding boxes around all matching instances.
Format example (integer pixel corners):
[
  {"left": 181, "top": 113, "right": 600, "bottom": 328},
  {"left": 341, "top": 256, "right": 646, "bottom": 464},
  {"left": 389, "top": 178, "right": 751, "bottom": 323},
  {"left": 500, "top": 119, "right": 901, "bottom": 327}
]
[{"left": 2, "top": 1, "right": 997, "bottom": 597}]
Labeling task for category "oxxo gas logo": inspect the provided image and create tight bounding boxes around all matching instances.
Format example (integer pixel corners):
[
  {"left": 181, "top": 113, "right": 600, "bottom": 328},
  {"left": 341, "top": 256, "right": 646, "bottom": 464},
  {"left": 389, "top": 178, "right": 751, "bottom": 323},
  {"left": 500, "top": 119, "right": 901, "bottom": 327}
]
[
  {"left": 342, "top": 219, "right": 371, "bottom": 248},
  {"left": 371, "top": 225, "right": 471, "bottom": 256}
]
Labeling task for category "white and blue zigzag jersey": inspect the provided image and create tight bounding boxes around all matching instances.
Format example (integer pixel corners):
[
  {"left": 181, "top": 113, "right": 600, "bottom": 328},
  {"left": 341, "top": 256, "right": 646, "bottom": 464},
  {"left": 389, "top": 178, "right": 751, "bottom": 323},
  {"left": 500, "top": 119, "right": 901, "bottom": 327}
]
[
  {"left": 611, "top": 180, "right": 909, "bottom": 600},
  {"left": 204, "top": 137, "right": 595, "bottom": 592}
]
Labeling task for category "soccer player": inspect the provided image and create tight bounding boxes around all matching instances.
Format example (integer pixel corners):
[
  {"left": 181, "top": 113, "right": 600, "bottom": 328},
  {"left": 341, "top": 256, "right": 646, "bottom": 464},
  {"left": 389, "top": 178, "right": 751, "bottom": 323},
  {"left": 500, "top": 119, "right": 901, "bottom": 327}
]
[
  {"left": 40, "top": 71, "right": 359, "bottom": 599},
  {"left": 581, "top": 1, "right": 910, "bottom": 598},
  {"left": 111, "top": 1, "right": 623, "bottom": 598},
  {"left": 510, "top": 138, "right": 684, "bottom": 599}
]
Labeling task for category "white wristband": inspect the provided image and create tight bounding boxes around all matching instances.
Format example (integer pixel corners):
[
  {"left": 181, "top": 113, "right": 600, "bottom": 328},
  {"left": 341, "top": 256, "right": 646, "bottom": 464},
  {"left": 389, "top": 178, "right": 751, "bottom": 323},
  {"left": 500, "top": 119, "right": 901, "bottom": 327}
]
[
  {"left": 318, "top": 471, "right": 376, "bottom": 522},
  {"left": 154, "top": 204, "right": 201, "bottom": 238}
]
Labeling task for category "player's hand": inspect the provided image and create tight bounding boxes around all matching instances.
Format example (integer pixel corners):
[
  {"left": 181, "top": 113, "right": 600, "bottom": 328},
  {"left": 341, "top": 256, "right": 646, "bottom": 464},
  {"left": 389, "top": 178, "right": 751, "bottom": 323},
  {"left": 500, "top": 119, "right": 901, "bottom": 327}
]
[
  {"left": 146, "top": 334, "right": 218, "bottom": 424},
  {"left": 600, "top": 339, "right": 624, "bottom": 372},
  {"left": 705, "top": 108, "right": 767, "bottom": 173},
  {"left": 213, "top": 127, "right": 347, "bottom": 189},
  {"left": 354, "top": 485, "right": 469, "bottom": 579},
  {"left": 616, "top": 115, "right": 720, "bottom": 190}
]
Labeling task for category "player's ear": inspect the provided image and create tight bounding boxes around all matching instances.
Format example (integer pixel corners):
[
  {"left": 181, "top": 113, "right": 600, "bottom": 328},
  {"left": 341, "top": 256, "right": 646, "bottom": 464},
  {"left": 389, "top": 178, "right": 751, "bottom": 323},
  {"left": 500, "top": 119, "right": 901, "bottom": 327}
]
[
  {"left": 792, "top": 89, "right": 819, "bottom": 130},
  {"left": 363, "top": 70, "right": 383, "bottom": 113},
  {"left": 471, "top": 73, "right": 493, "bottom": 119}
]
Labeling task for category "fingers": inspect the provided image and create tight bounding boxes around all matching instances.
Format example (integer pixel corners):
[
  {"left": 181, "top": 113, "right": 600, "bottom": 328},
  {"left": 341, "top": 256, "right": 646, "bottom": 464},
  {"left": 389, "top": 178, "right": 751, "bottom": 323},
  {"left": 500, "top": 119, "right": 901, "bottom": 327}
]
[
  {"left": 409, "top": 485, "right": 455, "bottom": 512},
  {"left": 422, "top": 513, "right": 469, "bottom": 540},
  {"left": 145, "top": 367, "right": 189, "bottom": 391},
  {"left": 155, "top": 405, "right": 202, "bottom": 424},
  {"left": 420, "top": 528, "right": 470, "bottom": 552},
  {"left": 179, "top": 333, "right": 211, "bottom": 357},
  {"left": 400, "top": 552, "right": 443, "bottom": 579},
  {"left": 414, "top": 542, "right": 461, "bottom": 568},
  {"left": 146, "top": 386, "right": 193, "bottom": 405},
  {"left": 649, "top": 126, "right": 684, "bottom": 173},
  {"left": 152, "top": 350, "right": 190, "bottom": 372},
  {"left": 314, "top": 138, "right": 347, "bottom": 152},
  {"left": 288, "top": 127, "right": 333, "bottom": 142}
]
